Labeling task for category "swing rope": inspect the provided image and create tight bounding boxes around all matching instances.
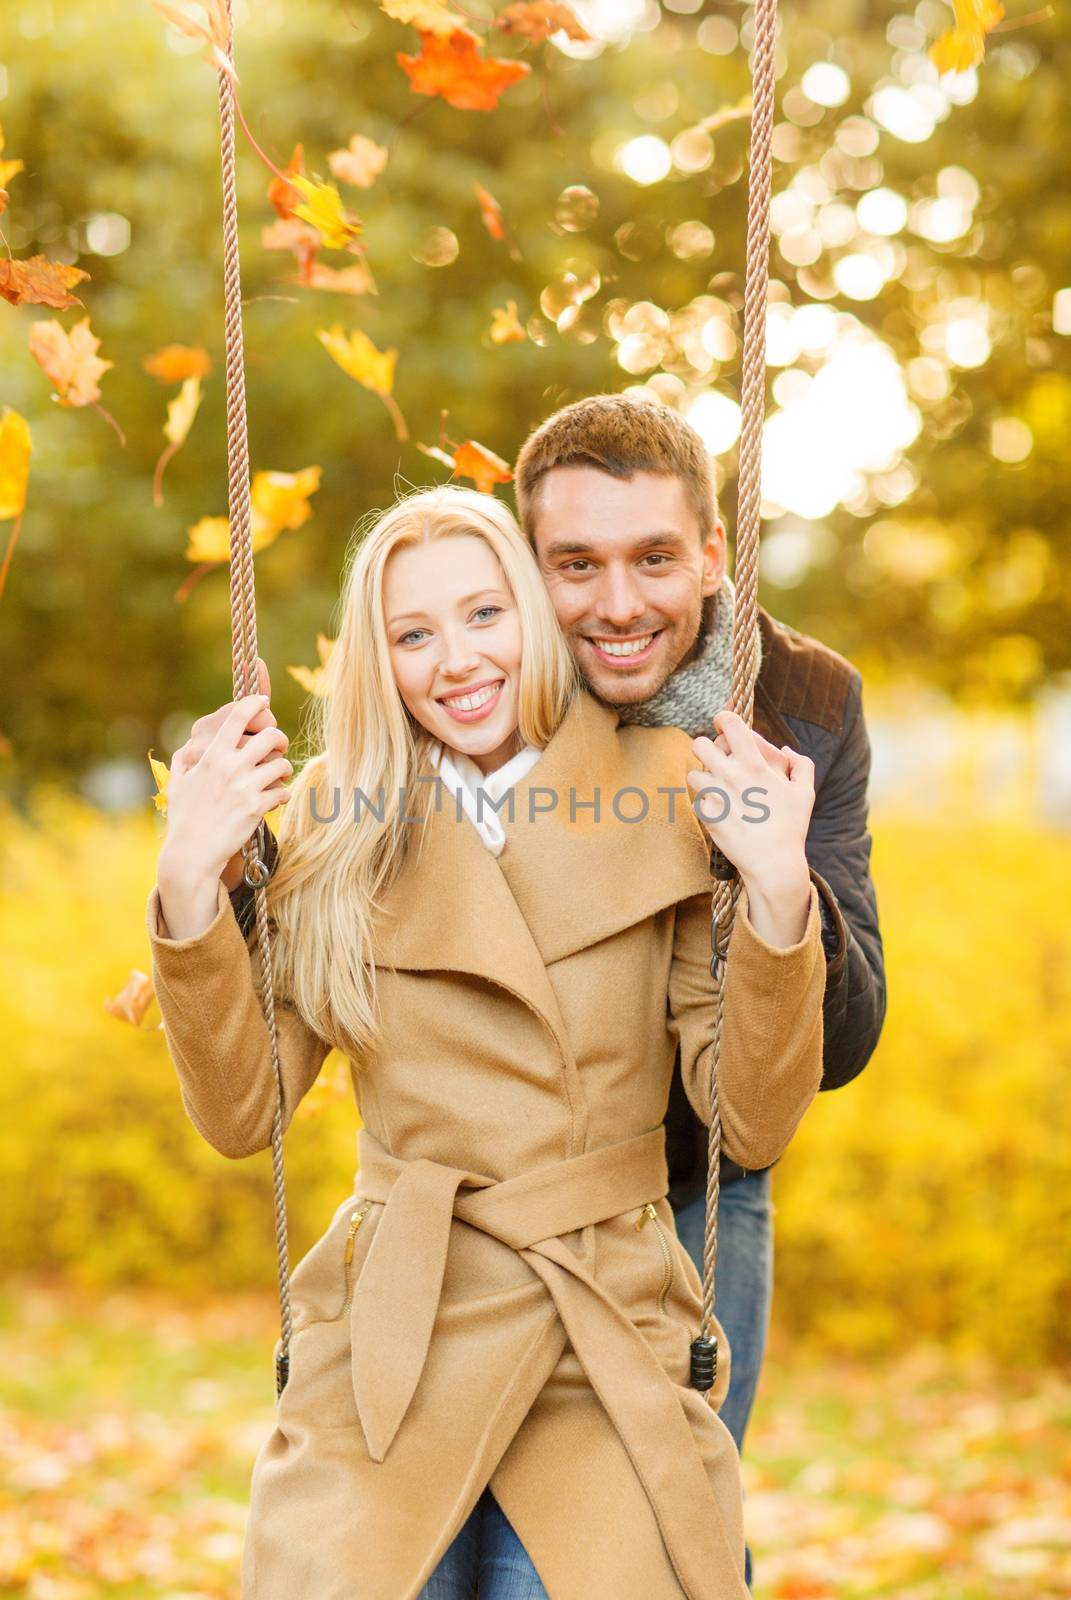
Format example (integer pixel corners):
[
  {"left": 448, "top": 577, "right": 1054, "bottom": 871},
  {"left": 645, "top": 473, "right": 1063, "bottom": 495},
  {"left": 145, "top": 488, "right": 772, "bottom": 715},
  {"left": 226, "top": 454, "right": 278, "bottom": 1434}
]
[
  {"left": 691, "top": 0, "right": 779, "bottom": 1395},
  {"left": 211, "top": 0, "right": 778, "bottom": 1399},
  {"left": 217, "top": 0, "right": 293, "bottom": 1396}
]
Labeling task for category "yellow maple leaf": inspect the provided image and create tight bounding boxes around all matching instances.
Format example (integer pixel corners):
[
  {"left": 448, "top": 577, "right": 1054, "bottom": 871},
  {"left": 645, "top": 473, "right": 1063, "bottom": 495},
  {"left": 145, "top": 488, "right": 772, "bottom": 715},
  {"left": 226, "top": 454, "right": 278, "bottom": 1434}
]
[
  {"left": 0, "top": 409, "right": 32, "bottom": 522},
  {"left": 328, "top": 135, "right": 389, "bottom": 190},
  {"left": 164, "top": 375, "right": 203, "bottom": 448},
  {"left": 287, "top": 632, "right": 336, "bottom": 697},
  {"left": 0, "top": 122, "right": 25, "bottom": 200},
  {"left": 148, "top": 749, "right": 171, "bottom": 812},
  {"left": 316, "top": 325, "right": 397, "bottom": 394},
  {"left": 489, "top": 300, "right": 526, "bottom": 345},
  {"left": 929, "top": 0, "right": 1005, "bottom": 72},
  {"left": 185, "top": 468, "right": 322, "bottom": 563},
  {"left": 379, "top": 0, "right": 470, "bottom": 36},
  {"left": 289, "top": 174, "right": 362, "bottom": 251},
  {"left": 252, "top": 466, "right": 323, "bottom": 534}
]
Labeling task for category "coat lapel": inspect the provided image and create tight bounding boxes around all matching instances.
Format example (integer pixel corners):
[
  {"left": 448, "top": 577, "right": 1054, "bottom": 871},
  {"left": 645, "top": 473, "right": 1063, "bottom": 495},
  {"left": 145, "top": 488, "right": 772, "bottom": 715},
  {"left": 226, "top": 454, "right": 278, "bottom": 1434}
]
[{"left": 371, "top": 691, "right": 714, "bottom": 1045}]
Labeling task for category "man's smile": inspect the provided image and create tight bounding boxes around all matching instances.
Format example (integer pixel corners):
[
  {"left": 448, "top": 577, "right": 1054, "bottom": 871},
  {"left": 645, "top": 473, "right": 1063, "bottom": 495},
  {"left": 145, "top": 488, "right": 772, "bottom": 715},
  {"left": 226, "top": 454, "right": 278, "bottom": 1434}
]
[{"left": 584, "top": 630, "right": 664, "bottom": 667}]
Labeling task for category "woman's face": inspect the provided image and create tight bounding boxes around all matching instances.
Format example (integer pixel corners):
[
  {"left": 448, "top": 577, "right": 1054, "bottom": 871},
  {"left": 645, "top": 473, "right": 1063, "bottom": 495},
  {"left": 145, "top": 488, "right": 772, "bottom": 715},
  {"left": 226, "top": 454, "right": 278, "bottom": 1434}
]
[{"left": 383, "top": 534, "right": 524, "bottom": 774}]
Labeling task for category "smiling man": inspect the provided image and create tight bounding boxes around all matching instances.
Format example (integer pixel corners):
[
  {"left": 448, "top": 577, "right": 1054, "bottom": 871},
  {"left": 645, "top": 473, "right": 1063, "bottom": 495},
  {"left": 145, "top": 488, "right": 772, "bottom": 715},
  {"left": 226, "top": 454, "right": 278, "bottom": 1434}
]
[{"left": 515, "top": 393, "right": 886, "bottom": 1588}]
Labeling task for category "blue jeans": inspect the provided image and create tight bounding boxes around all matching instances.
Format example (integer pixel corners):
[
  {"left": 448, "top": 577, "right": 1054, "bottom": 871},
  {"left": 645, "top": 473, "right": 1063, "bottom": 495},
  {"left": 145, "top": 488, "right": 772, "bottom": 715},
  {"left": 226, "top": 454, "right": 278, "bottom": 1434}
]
[
  {"left": 418, "top": 1484, "right": 548, "bottom": 1599},
  {"left": 672, "top": 1166, "right": 774, "bottom": 1592}
]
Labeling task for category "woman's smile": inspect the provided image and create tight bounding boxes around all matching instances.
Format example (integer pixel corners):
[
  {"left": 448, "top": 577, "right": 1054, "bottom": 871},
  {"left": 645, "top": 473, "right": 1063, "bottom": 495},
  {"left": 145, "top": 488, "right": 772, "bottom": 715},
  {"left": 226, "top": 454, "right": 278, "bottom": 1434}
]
[{"left": 436, "top": 677, "right": 505, "bottom": 722}]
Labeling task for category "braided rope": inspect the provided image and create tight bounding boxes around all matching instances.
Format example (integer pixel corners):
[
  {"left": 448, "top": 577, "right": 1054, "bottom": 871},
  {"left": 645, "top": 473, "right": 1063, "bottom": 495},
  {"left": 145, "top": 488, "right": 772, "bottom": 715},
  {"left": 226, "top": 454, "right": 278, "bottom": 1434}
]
[
  {"left": 217, "top": 1, "right": 293, "bottom": 1395},
  {"left": 694, "top": 0, "right": 779, "bottom": 1390}
]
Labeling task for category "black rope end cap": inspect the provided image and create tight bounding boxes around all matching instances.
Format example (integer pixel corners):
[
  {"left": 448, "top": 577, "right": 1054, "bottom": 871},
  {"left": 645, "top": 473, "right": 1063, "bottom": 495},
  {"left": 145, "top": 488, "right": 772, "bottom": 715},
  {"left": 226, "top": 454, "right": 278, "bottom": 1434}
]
[
  {"left": 690, "top": 1335, "right": 718, "bottom": 1391},
  {"left": 276, "top": 1350, "right": 289, "bottom": 1395}
]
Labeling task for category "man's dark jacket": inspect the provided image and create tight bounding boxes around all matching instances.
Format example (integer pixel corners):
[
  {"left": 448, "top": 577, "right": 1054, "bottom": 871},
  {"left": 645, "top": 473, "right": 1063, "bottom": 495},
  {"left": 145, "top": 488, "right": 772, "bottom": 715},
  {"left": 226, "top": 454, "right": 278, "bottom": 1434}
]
[{"left": 664, "top": 605, "right": 886, "bottom": 1211}]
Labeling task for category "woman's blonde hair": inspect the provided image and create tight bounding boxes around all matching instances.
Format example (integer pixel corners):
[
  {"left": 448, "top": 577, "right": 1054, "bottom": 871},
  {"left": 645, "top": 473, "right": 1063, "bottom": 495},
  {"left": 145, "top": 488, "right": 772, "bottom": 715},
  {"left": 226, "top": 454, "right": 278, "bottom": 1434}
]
[{"left": 259, "top": 484, "right": 579, "bottom": 1066}]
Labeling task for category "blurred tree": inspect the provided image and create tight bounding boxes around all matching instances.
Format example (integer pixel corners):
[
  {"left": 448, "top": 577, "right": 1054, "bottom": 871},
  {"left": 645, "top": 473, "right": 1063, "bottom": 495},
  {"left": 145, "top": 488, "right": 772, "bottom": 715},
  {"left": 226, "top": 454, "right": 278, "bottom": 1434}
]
[{"left": 0, "top": 0, "right": 1068, "bottom": 790}]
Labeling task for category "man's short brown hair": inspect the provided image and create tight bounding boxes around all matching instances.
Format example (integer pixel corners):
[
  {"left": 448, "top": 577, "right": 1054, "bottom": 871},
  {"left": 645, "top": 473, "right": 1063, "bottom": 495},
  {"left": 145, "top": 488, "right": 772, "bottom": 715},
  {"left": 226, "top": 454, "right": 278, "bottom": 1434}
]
[{"left": 514, "top": 394, "right": 718, "bottom": 545}]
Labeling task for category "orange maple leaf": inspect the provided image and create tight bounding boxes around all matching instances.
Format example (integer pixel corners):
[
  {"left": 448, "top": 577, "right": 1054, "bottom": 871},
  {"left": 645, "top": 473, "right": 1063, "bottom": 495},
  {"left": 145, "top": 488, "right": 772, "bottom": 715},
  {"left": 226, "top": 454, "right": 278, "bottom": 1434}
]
[
  {"left": 29, "top": 317, "right": 113, "bottom": 408},
  {"left": 453, "top": 439, "right": 513, "bottom": 493},
  {"left": 473, "top": 182, "right": 506, "bottom": 241},
  {"left": 104, "top": 969, "right": 157, "bottom": 1027},
  {"left": 144, "top": 344, "right": 213, "bottom": 383},
  {"left": 0, "top": 255, "right": 90, "bottom": 310},
  {"left": 489, "top": 301, "right": 526, "bottom": 344},
  {"left": 398, "top": 31, "right": 531, "bottom": 112},
  {"left": 268, "top": 142, "right": 305, "bottom": 220},
  {"left": 328, "top": 134, "right": 389, "bottom": 190},
  {"left": 495, "top": 2, "right": 591, "bottom": 43}
]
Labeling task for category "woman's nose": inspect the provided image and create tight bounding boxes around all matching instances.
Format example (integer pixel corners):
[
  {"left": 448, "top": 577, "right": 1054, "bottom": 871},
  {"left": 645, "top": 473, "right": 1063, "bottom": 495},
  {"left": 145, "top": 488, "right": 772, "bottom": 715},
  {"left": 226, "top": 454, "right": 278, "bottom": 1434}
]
[{"left": 438, "top": 630, "right": 481, "bottom": 678}]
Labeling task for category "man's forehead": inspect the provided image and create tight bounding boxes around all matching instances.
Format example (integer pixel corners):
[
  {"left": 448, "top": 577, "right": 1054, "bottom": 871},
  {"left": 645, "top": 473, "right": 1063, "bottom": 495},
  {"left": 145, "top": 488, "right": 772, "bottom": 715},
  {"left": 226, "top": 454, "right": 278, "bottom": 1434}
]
[{"left": 534, "top": 466, "right": 696, "bottom": 543}]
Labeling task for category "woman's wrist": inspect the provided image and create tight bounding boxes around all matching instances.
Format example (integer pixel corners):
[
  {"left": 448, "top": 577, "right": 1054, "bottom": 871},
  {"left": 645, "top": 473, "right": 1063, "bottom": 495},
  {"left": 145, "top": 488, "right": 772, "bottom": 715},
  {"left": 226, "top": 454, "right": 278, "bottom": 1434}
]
[
  {"left": 156, "top": 843, "right": 226, "bottom": 941},
  {"left": 740, "top": 856, "right": 812, "bottom": 949}
]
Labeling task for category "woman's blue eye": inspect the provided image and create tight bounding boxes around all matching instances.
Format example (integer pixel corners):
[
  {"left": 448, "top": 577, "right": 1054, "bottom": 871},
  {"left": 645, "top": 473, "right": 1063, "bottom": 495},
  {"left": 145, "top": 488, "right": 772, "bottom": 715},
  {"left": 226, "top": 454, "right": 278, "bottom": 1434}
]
[
  {"left": 473, "top": 605, "right": 501, "bottom": 621},
  {"left": 398, "top": 629, "right": 427, "bottom": 646}
]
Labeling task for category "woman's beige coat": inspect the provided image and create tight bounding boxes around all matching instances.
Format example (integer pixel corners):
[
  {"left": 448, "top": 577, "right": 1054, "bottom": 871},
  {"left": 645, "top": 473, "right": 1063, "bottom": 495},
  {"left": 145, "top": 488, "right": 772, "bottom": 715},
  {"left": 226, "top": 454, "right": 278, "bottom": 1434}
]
[{"left": 147, "top": 689, "right": 826, "bottom": 1600}]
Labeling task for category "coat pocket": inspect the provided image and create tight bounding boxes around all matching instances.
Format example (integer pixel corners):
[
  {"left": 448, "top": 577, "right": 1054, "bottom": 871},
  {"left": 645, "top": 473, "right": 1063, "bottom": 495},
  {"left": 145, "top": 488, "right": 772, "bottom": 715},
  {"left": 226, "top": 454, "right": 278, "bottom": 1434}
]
[
  {"left": 289, "top": 1194, "right": 381, "bottom": 1332},
  {"left": 635, "top": 1199, "right": 676, "bottom": 1317}
]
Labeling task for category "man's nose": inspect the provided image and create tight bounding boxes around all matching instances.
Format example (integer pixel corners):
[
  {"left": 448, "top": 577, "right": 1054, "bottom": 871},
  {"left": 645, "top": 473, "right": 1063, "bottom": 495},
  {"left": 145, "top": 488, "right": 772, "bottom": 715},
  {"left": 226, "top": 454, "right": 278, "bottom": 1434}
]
[{"left": 594, "top": 568, "right": 647, "bottom": 628}]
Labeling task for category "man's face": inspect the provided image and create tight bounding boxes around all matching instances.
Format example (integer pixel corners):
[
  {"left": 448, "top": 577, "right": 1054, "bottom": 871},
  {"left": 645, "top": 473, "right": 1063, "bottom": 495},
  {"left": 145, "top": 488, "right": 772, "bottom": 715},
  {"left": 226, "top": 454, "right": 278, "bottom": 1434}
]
[{"left": 529, "top": 466, "right": 726, "bottom": 705}]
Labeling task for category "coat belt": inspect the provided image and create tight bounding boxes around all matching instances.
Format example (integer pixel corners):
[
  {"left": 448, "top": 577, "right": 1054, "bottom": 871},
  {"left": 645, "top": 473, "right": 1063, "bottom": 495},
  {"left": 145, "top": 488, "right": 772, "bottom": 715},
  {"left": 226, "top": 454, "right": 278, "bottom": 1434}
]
[{"left": 348, "top": 1125, "right": 748, "bottom": 1599}]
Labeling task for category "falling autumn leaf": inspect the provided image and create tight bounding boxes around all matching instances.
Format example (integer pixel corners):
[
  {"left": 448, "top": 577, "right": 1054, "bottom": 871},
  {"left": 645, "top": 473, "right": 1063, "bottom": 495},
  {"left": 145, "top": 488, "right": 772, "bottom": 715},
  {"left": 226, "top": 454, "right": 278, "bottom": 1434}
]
[
  {"left": 185, "top": 468, "right": 323, "bottom": 563},
  {"left": 0, "top": 410, "right": 32, "bottom": 523},
  {"left": 287, "top": 632, "right": 336, "bottom": 696},
  {"left": 153, "top": 377, "right": 204, "bottom": 505},
  {"left": 380, "top": 0, "right": 470, "bottom": 35},
  {"left": 104, "top": 969, "right": 157, "bottom": 1027},
  {"left": 929, "top": 0, "right": 1005, "bottom": 73},
  {"left": 0, "top": 255, "right": 90, "bottom": 310},
  {"left": 696, "top": 95, "right": 754, "bottom": 134},
  {"left": 268, "top": 142, "right": 304, "bottom": 220},
  {"left": 288, "top": 174, "right": 362, "bottom": 251},
  {"left": 292, "top": 259, "right": 378, "bottom": 296},
  {"left": 489, "top": 300, "right": 526, "bottom": 344},
  {"left": 0, "top": 123, "right": 25, "bottom": 217},
  {"left": 253, "top": 466, "right": 322, "bottom": 534},
  {"left": 261, "top": 216, "right": 323, "bottom": 286},
  {"left": 0, "top": 408, "right": 32, "bottom": 605},
  {"left": 316, "top": 325, "right": 408, "bottom": 440},
  {"left": 398, "top": 31, "right": 531, "bottom": 113},
  {"left": 149, "top": 0, "right": 236, "bottom": 80},
  {"left": 144, "top": 344, "right": 213, "bottom": 383},
  {"left": 328, "top": 134, "right": 389, "bottom": 190},
  {"left": 29, "top": 317, "right": 113, "bottom": 408},
  {"left": 453, "top": 439, "right": 513, "bottom": 493},
  {"left": 495, "top": 2, "right": 591, "bottom": 43},
  {"left": 148, "top": 749, "right": 171, "bottom": 812},
  {"left": 474, "top": 182, "right": 506, "bottom": 241}
]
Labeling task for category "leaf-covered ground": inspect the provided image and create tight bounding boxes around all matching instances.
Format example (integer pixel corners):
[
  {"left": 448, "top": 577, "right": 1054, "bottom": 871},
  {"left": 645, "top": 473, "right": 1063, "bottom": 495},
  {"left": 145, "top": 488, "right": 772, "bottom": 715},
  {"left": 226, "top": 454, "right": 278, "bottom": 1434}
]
[{"left": 0, "top": 1288, "right": 1068, "bottom": 1598}]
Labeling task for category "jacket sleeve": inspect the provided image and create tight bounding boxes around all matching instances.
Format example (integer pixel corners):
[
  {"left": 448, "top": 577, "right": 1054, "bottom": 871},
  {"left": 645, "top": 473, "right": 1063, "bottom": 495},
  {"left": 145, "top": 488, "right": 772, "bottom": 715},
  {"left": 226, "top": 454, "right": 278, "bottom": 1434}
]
[
  {"left": 146, "top": 879, "right": 333, "bottom": 1160},
  {"left": 667, "top": 877, "right": 825, "bottom": 1171},
  {"left": 801, "top": 671, "right": 887, "bottom": 1091}
]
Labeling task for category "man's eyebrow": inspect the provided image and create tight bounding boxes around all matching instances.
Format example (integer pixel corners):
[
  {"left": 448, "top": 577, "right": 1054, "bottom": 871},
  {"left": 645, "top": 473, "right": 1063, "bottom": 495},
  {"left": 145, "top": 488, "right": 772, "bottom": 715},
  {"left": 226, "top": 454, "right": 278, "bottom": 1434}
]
[
  {"left": 542, "top": 531, "right": 690, "bottom": 560},
  {"left": 387, "top": 587, "right": 509, "bottom": 627}
]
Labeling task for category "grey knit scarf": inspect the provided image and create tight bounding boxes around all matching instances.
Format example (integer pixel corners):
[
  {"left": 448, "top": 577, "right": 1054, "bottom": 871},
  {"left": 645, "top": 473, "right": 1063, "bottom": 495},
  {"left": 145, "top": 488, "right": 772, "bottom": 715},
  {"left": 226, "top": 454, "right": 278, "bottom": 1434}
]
[{"left": 615, "top": 575, "right": 761, "bottom": 739}]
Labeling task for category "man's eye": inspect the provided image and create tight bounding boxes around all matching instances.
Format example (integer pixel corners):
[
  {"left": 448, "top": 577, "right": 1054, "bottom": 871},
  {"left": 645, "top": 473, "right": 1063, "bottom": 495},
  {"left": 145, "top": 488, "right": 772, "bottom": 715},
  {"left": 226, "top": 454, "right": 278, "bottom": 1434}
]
[
  {"left": 563, "top": 560, "right": 594, "bottom": 573},
  {"left": 642, "top": 554, "right": 671, "bottom": 566}
]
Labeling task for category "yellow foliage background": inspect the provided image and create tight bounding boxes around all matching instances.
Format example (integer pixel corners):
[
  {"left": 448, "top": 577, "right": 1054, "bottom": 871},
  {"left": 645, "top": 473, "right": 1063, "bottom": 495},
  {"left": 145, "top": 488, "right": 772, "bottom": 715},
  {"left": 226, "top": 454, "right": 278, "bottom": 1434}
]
[{"left": 2, "top": 789, "right": 1068, "bottom": 1365}]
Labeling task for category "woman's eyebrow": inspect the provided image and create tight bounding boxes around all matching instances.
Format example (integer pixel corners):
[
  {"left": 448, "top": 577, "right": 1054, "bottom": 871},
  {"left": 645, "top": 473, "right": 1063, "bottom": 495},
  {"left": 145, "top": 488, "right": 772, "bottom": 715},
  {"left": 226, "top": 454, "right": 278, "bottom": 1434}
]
[{"left": 388, "top": 587, "right": 509, "bottom": 627}]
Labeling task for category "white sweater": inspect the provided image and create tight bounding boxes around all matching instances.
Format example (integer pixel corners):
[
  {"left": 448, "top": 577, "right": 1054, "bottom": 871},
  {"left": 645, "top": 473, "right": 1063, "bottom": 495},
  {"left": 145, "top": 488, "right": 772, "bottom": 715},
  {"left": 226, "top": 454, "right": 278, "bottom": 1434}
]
[{"left": 430, "top": 740, "right": 542, "bottom": 856}]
